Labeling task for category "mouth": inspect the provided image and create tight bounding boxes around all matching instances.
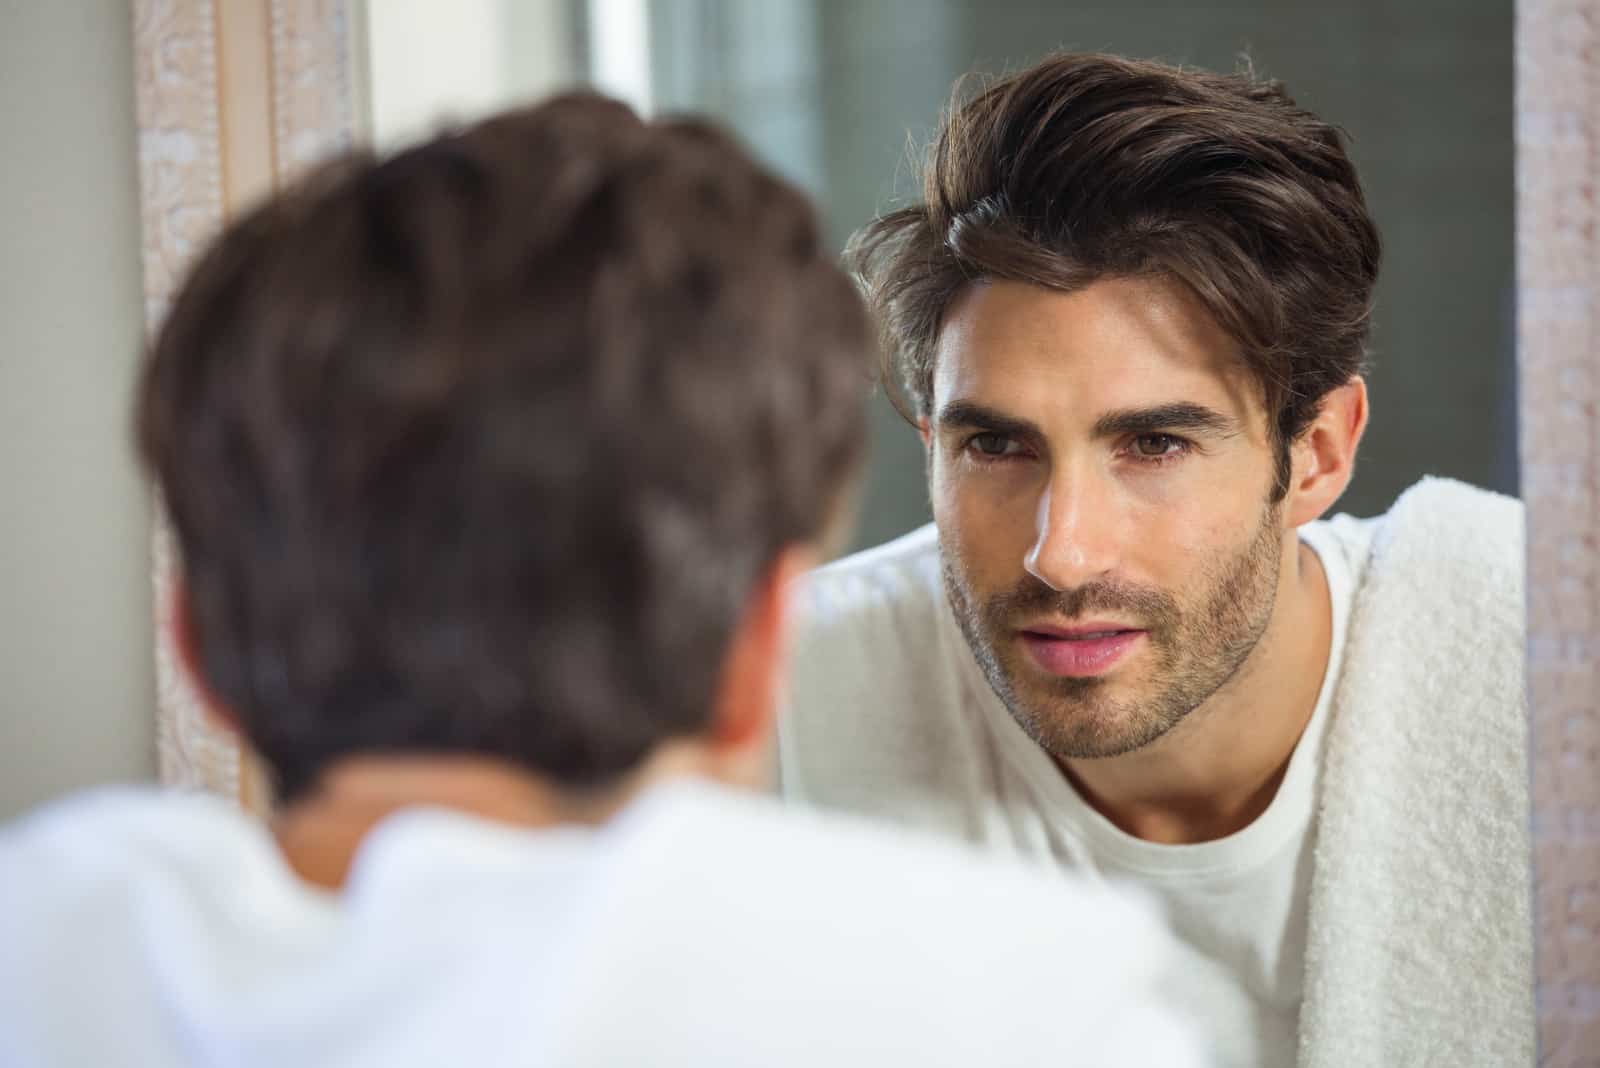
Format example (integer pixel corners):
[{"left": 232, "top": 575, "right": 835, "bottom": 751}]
[{"left": 1017, "top": 621, "right": 1147, "bottom": 678}]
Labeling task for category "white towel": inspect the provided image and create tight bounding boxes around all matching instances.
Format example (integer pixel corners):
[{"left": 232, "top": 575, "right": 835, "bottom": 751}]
[{"left": 1299, "top": 477, "right": 1534, "bottom": 1065}]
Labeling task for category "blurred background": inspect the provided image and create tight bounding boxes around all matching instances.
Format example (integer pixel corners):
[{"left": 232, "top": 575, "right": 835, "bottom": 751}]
[{"left": 366, "top": 0, "right": 1517, "bottom": 550}]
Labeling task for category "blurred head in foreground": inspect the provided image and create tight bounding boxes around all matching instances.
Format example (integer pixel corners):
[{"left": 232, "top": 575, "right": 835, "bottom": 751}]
[
  {"left": 139, "top": 94, "right": 870, "bottom": 815},
  {"left": 1, "top": 92, "right": 1209, "bottom": 1068}
]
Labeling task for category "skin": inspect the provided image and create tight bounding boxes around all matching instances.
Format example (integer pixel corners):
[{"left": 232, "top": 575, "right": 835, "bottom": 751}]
[
  {"left": 173, "top": 545, "right": 812, "bottom": 891},
  {"left": 927, "top": 276, "right": 1367, "bottom": 845}
]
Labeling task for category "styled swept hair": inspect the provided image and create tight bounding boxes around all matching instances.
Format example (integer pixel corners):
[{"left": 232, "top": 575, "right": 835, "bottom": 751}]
[{"left": 849, "top": 52, "right": 1381, "bottom": 493}]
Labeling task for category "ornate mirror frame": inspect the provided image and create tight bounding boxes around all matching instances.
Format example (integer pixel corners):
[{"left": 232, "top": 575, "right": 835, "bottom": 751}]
[
  {"left": 1518, "top": 1, "right": 1600, "bottom": 1057},
  {"left": 132, "top": 0, "right": 361, "bottom": 811}
]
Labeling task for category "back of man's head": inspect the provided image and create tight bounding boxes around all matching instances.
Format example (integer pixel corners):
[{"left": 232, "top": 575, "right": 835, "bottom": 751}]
[{"left": 138, "top": 94, "right": 870, "bottom": 804}]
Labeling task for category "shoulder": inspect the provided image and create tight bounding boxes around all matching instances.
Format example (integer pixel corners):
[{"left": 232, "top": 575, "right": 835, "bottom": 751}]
[
  {"left": 1306, "top": 482, "right": 1531, "bottom": 1051},
  {"left": 576, "top": 785, "right": 1207, "bottom": 1066},
  {"left": 1318, "top": 477, "right": 1526, "bottom": 808},
  {"left": 0, "top": 786, "right": 249, "bottom": 879},
  {"left": 0, "top": 788, "right": 273, "bottom": 1028},
  {"left": 785, "top": 525, "right": 949, "bottom": 734},
  {"left": 1357, "top": 477, "right": 1523, "bottom": 629},
  {"left": 793, "top": 523, "right": 945, "bottom": 643},
  {"left": 0, "top": 788, "right": 266, "bottom": 931},
  {"left": 1383, "top": 474, "right": 1522, "bottom": 571},
  {"left": 1304, "top": 478, "right": 1521, "bottom": 620},
  {"left": 780, "top": 526, "right": 995, "bottom": 824},
  {"left": 611, "top": 784, "right": 1149, "bottom": 944}
]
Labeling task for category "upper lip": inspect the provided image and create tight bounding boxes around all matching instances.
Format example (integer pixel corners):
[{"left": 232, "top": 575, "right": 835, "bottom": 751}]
[{"left": 1020, "top": 620, "right": 1145, "bottom": 640}]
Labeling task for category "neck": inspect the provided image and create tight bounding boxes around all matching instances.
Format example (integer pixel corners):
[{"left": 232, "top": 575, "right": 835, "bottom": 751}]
[
  {"left": 1059, "top": 536, "right": 1332, "bottom": 844},
  {"left": 272, "top": 750, "right": 702, "bottom": 891}
]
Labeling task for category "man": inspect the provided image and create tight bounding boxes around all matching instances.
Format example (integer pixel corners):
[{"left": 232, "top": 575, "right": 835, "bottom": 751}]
[
  {"left": 780, "top": 53, "right": 1532, "bottom": 1068},
  {"left": 0, "top": 97, "right": 1204, "bottom": 1066}
]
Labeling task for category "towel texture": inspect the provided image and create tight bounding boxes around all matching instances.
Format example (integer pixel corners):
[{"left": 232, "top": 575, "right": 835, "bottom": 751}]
[{"left": 1299, "top": 477, "right": 1533, "bottom": 1065}]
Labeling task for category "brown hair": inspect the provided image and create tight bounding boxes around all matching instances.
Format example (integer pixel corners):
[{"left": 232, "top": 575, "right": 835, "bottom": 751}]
[
  {"left": 848, "top": 52, "right": 1382, "bottom": 492},
  {"left": 138, "top": 95, "right": 871, "bottom": 803}
]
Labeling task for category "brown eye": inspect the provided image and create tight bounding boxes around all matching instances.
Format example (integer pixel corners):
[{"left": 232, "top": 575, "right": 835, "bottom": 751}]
[
  {"left": 1133, "top": 434, "right": 1181, "bottom": 457},
  {"left": 970, "top": 432, "right": 1018, "bottom": 457}
]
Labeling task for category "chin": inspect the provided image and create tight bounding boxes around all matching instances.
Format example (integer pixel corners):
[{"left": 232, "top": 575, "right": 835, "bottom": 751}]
[{"left": 1011, "top": 683, "right": 1176, "bottom": 761}]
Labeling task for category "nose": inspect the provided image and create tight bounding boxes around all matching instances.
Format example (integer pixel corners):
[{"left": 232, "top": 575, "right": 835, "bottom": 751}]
[{"left": 1024, "top": 468, "right": 1120, "bottom": 592}]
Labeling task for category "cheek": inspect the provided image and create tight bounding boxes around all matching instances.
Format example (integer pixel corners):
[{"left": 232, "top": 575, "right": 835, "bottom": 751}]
[
  {"left": 1119, "top": 472, "right": 1261, "bottom": 580},
  {"left": 1152, "top": 497, "right": 1232, "bottom": 554},
  {"left": 931, "top": 463, "right": 1038, "bottom": 586}
]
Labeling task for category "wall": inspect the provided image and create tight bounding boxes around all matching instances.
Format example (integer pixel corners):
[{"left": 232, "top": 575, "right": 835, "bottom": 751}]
[
  {"left": 0, "top": 1, "right": 155, "bottom": 818},
  {"left": 366, "top": 0, "right": 577, "bottom": 149}
]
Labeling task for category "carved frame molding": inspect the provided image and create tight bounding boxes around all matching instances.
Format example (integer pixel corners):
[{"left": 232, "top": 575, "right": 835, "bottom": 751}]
[
  {"left": 131, "top": 0, "right": 359, "bottom": 812},
  {"left": 1518, "top": 2, "right": 1600, "bottom": 1059}
]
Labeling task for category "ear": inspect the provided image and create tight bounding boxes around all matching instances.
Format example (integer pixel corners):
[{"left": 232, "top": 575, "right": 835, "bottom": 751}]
[
  {"left": 706, "top": 543, "right": 816, "bottom": 788},
  {"left": 918, "top": 417, "right": 931, "bottom": 448},
  {"left": 168, "top": 575, "right": 243, "bottom": 737},
  {"left": 1284, "top": 377, "right": 1369, "bottom": 528}
]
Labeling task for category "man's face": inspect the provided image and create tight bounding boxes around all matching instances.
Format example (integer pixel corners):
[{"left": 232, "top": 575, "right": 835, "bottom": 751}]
[{"left": 929, "top": 276, "right": 1288, "bottom": 760}]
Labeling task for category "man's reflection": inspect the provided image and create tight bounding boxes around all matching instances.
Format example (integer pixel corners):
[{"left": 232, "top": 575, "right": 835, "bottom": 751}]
[{"left": 782, "top": 50, "right": 1532, "bottom": 1068}]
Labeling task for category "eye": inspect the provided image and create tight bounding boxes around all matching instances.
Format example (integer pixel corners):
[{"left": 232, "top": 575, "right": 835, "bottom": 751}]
[
  {"left": 1130, "top": 434, "right": 1189, "bottom": 460},
  {"left": 967, "top": 432, "right": 1025, "bottom": 459}
]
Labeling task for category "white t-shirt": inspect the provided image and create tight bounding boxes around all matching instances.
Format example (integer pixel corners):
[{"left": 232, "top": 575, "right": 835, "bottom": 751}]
[
  {"left": 0, "top": 779, "right": 1207, "bottom": 1067},
  {"left": 781, "top": 516, "right": 1373, "bottom": 1068}
]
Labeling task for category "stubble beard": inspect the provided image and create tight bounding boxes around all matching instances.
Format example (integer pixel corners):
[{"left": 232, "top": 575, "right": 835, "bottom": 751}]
[{"left": 942, "top": 504, "right": 1284, "bottom": 761}]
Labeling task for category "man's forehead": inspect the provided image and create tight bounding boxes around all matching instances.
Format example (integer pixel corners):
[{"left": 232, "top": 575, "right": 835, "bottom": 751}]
[{"left": 931, "top": 277, "right": 1264, "bottom": 428}]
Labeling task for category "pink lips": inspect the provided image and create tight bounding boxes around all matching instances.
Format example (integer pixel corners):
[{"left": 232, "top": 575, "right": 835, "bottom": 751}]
[{"left": 1019, "top": 622, "right": 1146, "bottom": 678}]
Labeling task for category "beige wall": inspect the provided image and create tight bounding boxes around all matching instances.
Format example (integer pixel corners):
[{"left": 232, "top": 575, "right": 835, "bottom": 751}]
[
  {"left": 0, "top": 1, "right": 156, "bottom": 818},
  {"left": 366, "top": 0, "right": 576, "bottom": 149}
]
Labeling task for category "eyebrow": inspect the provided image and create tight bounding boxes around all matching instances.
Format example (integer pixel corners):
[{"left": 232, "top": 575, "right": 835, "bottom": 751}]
[
  {"left": 933, "top": 401, "right": 1041, "bottom": 439},
  {"left": 934, "top": 399, "right": 1240, "bottom": 440},
  {"left": 1092, "top": 402, "right": 1241, "bottom": 439}
]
